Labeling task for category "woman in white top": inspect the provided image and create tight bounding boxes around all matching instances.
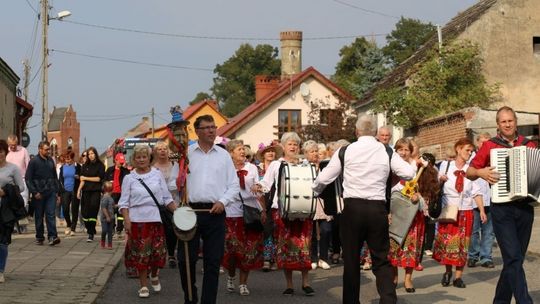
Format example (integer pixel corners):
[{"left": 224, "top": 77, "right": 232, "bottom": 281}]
[
  {"left": 222, "top": 140, "right": 265, "bottom": 296},
  {"left": 119, "top": 144, "right": 177, "bottom": 298},
  {"left": 152, "top": 141, "right": 178, "bottom": 268},
  {"left": 0, "top": 139, "right": 25, "bottom": 284},
  {"left": 252, "top": 132, "right": 314, "bottom": 296},
  {"left": 433, "top": 138, "right": 486, "bottom": 288}
]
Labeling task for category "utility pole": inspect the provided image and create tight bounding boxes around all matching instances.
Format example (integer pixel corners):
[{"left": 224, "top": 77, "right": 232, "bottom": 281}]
[
  {"left": 41, "top": 0, "right": 49, "bottom": 141},
  {"left": 151, "top": 107, "right": 155, "bottom": 138},
  {"left": 23, "top": 59, "right": 30, "bottom": 102}
]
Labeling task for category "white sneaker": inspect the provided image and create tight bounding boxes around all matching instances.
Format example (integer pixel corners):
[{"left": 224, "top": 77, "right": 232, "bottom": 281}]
[
  {"left": 318, "top": 260, "right": 331, "bottom": 270},
  {"left": 239, "top": 284, "right": 250, "bottom": 296},
  {"left": 425, "top": 250, "right": 433, "bottom": 256},
  {"left": 226, "top": 276, "right": 235, "bottom": 292},
  {"left": 311, "top": 262, "right": 318, "bottom": 270},
  {"left": 0, "top": 272, "right": 5, "bottom": 283},
  {"left": 138, "top": 286, "right": 149, "bottom": 298},
  {"left": 150, "top": 275, "right": 161, "bottom": 292},
  {"left": 64, "top": 228, "right": 71, "bottom": 235}
]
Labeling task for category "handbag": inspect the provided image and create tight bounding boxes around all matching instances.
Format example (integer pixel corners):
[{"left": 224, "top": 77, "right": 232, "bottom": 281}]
[
  {"left": 438, "top": 204, "right": 459, "bottom": 223},
  {"left": 389, "top": 191, "right": 419, "bottom": 247},
  {"left": 429, "top": 161, "right": 451, "bottom": 218},
  {"left": 137, "top": 178, "right": 174, "bottom": 230},
  {"left": 240, "top": 194, "right": 264, "bottom": 232}
]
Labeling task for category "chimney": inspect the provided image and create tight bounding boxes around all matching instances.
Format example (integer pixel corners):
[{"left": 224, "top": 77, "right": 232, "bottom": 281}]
[
  {"left": 255, "top": 75, "right": 281, "bottom": 102},
  {"left": 280, "top": 31, "right": 302, "bottom": 80}
]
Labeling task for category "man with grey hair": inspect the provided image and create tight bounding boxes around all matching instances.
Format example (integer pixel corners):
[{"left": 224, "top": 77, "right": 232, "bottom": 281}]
[
  {"left": 313, "top": 114, "right": 415, "bottom": 304},
  {"left": 376, "top": 126, "right": 392, "bottom": 146}
]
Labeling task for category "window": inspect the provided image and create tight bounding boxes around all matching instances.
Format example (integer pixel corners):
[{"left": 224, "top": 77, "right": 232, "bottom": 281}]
[
  {"left": 534, "top": 37, "right": 540, "bottom": 56},
  {"left": 319, "top": 109, "right": 341, "bottom": 126},
  {"left": 277, "top": 110, "right": 302, "bottom": 138}
]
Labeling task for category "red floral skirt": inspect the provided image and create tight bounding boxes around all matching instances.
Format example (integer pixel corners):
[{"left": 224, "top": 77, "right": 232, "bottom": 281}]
[
  {"left": 222, "top": 217, "right": 264, "bottom": 271},
  {"left": 124, "top": 222, "right": 166, "bottom": 275},
  {"left": 388, "top": 211, "right": 425, "bottom": 268},
  {"left": 433, "top": 210, "right": 473, "bottom": 267},
  {"left": 275, "top": 211, "right": 313, "bottom": 271}
]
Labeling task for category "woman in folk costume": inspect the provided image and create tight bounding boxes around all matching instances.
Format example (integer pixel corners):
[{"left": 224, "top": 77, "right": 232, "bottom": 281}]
[
  {"left": 252, "top": 132, "right": 315, "bottom": 296},
  {"left": 433, "top": 137, "right": 486, "bottom": 288},
  {"left": 222, "top": 140, "right": 265, "bottom": 296},
  {"left": 255, "top": 141, "right": 283, "bottom": 271},
  {"left": 388, "top": 146, "right": 439, "bottom": 293}
]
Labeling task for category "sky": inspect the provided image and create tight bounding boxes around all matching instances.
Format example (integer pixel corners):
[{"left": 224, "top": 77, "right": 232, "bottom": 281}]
[{"left": 2, "top": 0, "right": 477, "bottom": 153}]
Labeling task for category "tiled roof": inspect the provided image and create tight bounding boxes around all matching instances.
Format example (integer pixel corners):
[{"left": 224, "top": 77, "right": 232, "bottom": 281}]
[
  {"left": 183, "top": 99, "right": 220, "bottom": 119},
  {"left": 217, "top": 66, "right": 354, "bottom": 137},
  {"left": 48, "top": 107, "right": 68, "bottom": 131},
  {"left": 356, "top": 0, "right": 498, "bottom": 108}
]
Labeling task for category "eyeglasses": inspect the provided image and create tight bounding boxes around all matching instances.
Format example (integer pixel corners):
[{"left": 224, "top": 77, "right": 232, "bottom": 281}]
[{"left": 196, "top": 125, "right": 217, "bottom": 131}]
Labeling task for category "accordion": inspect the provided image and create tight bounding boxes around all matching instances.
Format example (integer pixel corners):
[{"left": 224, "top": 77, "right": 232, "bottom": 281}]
[{"left": 490, "top": 146, "right": 540, "bottom": 203}]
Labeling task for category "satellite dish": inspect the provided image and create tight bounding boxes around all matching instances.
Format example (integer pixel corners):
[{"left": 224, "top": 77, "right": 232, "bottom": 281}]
[{"left": 300, "top": 83, "right": 310, "bottom": 97}]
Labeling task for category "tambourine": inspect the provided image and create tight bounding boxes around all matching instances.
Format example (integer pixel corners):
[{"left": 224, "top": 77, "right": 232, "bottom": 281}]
[{"left": 173, "top": 206, "right": 197, "bottom": 241}]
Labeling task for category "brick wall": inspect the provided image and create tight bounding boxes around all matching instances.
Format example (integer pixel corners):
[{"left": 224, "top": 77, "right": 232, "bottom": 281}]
[{"left": 415, "top": 113, "right": 469, "bottom": 160}]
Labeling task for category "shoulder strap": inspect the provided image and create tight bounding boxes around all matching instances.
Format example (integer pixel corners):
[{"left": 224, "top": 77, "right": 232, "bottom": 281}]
[
  {"left": 489, "top": 137, "right": 513, "bottom": 148},
  {"left": 338, "top": 145, "right": 349, "bottom": 179},
  {"left": 137, "top": 178, "right": 160, "bottom": 208},
  {"left": 384, "top": 145, "right": 393, "bottom": 212},
  {"left": 520, "top": 137, "right": 530, "bottom": 146}
]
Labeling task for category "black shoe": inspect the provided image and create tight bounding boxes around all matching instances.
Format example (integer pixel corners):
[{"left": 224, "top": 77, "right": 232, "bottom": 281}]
[
  {"left": 48, "top": 237, "right": 61, "bottom": 246},
  {"left": 441, "top": 272, "right": 452, "bottom": 287},
  {"left": 467, "top": 259, "right": 478, "bottom": 268},
  {"left": 481, "top": 260, "right": 494, "bottom": 268},
  {"left": 282, "top": 288, "right": 294, "bottom": 296},
  {"left": 453, "top": 278, "right": 466, "bottom": 288},
  {"left": 302, "top": 286, "right": 315, "bottom": 296},
  {"left": 35, "top": 239, "right": 44, "bottom": 246},
  {"left": 168, "top": 257, "right": 177, "bottom": 268},
  {"left": 405, "top": 287, "right": 416, "bottom": 293}
]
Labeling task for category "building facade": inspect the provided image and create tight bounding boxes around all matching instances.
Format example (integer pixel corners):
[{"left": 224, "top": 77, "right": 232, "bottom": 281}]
[{"left": 47, "top": 105, "right": 80, "bottom": 159}]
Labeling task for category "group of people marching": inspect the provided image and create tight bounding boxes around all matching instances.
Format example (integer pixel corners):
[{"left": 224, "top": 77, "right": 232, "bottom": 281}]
[{"left": 0, "top": 106, "right": 535, "bottom": 304}]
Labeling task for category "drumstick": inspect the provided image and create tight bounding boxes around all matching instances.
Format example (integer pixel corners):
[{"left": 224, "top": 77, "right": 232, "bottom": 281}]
[{"left": 184, "top": 241, "right": 193, "bottom": 301}]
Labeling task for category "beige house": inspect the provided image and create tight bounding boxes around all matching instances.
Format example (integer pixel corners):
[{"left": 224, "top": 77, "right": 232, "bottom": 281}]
[
  {"left": 0, "top": 57, "right": 19, "bottom": 139},
  {"left": 355, "top": 0, "right": 540, "bottom": 147},
  {"left": 218, "top": 31, "right": 354, "bottom": 148}
]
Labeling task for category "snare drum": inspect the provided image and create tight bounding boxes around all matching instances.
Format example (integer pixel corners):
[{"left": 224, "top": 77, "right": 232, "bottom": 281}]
[
  {"left": 173, "top": 206, "right": 197, "bottom": 241},
  {"left": 278, "top": 162, "right": 317, "bottom": 220}
]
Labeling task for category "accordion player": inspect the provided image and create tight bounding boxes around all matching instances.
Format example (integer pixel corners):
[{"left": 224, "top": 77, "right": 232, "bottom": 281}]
[{"left": 490, "top": 146, "right": 540, "bottom": 203}]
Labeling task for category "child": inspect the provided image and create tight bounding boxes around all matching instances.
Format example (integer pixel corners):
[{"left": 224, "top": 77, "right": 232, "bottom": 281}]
[{"left": 100, "top": 181, "right": 115, "bottom": 249}]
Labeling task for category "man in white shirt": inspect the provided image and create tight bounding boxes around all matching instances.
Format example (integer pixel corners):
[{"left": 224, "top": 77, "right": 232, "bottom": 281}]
[
  {"left": 313, "top": 115, "right": 415, "bottom": 304},
  {"left": 171, "top": 115, "right": 239, "bottom": 304}
]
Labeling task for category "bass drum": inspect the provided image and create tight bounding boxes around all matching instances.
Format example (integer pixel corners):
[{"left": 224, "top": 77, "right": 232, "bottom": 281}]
[
  {"left": 173, "top": 206, "right": 197, "bottom": 241},
  {"left": 278, "top": 162, "right": 317, "bottom": 220}
]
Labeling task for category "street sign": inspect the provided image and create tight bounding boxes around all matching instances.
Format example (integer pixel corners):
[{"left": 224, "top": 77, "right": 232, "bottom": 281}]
[{"left": 21, "top": 132, "right": 30, "bottom": 148}]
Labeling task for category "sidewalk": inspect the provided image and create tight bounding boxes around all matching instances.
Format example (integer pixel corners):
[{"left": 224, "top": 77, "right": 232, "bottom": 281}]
[{"left": 0, "top": 221, "right": 124, "bottom": 304}]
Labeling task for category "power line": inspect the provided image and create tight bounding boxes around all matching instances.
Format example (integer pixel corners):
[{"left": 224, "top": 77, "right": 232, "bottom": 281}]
[
  {"left": 24, "top": 0, "right": 38, "bottom": 14},
  {"left": 62, "top": 19, "right": 387, "bottom": 41},
  {"left": 331, "top": 0, "right": 400, "bottom": 19},
  {"left": 51, "top": 49, "right": 214, "bottom": 72}
]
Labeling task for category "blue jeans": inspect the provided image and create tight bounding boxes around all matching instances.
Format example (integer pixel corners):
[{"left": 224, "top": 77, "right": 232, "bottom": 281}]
[
  {"left": 311, "top": 220, "right": 332, "bottom": 261},
  {"left": 491, "top": 202, "right": 534, "bottom": 304},
  {"left": 468, "top": 207, "right": 495, "bottom": 263},
  {"left": 34, "top": 193, "right": 58, "bottom": 241},
  {"left": 0, "top": 244, "right": 7, "bottom": 272}
]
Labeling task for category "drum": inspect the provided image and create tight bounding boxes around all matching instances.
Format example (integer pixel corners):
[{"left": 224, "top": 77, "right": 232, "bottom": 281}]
[
  {"left": 318, "top": 160, "right": 344, "bottom": 215},
  {"left": 388, "top": 191, "right": 419, "bottom": 247},
  {"left": 278, "top": 162, "right": 317, "bottom": 220},
  {"left": 173, "top": 206, "right": 197, "bottom": 241}
]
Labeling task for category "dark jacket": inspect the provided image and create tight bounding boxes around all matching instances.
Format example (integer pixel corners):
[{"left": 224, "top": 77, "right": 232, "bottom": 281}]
[
  {"left": 104, "top": 166, "right": 130, "bottom": 194},
  {"left": 81, "top": 161, "right": 105, "bottom": 192},
  {"left": 1, "top": 184, "right": 26, "bottom": 224},
  {"left": 25, "top": 154, "right": 59, "bottom": 196}
]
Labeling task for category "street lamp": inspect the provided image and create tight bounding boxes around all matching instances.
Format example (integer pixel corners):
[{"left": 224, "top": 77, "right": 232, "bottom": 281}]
[{"left": 41, "top": 0, "right": 71, "bottom": 141}]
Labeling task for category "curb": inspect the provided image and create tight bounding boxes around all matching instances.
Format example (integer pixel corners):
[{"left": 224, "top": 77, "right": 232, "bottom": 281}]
[{"left": 83, "top": 245, "right": 125, "bottom": 304}]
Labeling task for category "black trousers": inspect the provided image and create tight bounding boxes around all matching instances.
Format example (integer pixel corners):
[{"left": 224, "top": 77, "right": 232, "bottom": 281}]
[
  {"left": 341, "top": 198, "right": 396, "bottom": 304},
  {"left": 61, "top": 191, "right": 79, "bottom": 231},
  {"left": 81, "top": 191, "right": 101, "bottom": 236},
  {"left": 177, "top": 211, "right": 225, "bottom": 304}
]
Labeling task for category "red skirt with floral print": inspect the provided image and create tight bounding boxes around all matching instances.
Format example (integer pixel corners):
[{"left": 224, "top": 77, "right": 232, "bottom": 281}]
[
  {"left": 124, "top": 222, "right": 166, "bottom": 275},
  {"left": 222, "top": 217, "right": 264, "bottom": 271},
  {"left": 388, "top": 211, "right": 425, "bottom": 268},
  {"left": 432, "top": 210, "right": 474, "bottom": 267},
  {"left": 274, "top": 210, "right": 313, "bottom": 271}
]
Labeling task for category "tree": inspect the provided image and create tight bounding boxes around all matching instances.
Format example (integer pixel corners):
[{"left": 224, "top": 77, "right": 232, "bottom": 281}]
[
  {"left": 189, "top": 92, "right": 212, "bottom": 105},
  {"left": 382, "top": 17, "right": 436, "bottom": 66},
  {"left": 373, "top": 40, "right": 500, "bottom": 127},
  {"left": 333, "top": 38, "right": 389, "bottom": 100},
  {"left": 303, "top": 96, "right": 357, "bottom": 143},
  {"left": 211, "top": 44, "right": 281, "bottom": 117}
]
